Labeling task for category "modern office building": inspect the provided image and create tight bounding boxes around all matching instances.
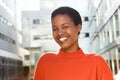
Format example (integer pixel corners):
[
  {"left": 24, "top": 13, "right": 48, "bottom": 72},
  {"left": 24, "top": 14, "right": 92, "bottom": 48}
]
[
  {"left": 89, "top": 0, "right": 120, "bottom": 77},
  {"left": 0, "top": 0, "right": 24, "bottom": 80},
  {"left": 21, "top": 10, "right": 59, "bottom": 79},
  {"left": 0, "top": 0, "right": 18, "bottom": 53}
]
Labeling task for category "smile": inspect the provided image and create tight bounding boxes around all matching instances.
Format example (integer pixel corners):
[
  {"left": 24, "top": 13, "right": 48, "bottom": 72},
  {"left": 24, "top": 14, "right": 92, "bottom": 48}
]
[{"left": 59, "top": 37, "right": 67, "bottom": 42}]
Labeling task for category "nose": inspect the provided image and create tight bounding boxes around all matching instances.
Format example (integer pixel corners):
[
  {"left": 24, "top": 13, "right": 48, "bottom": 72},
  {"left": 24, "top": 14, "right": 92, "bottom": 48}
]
[{"left": 58, "top": 28, "right": 64, "bottom": 36}]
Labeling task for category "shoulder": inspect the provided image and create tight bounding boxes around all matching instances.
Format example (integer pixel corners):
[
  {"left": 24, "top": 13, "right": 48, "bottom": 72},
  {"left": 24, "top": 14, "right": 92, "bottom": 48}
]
[
  {"left": 85, "top": 53, "right": 106, "bottom": 63},
  {"left": 85, "top": 53, "right": 101, "bottom": 58},
  {"left": 39, "top": 52, "right": 57, "bottom": 62},
  {"left": 83, "top": 53, "right": 109, "bottom": 69}
]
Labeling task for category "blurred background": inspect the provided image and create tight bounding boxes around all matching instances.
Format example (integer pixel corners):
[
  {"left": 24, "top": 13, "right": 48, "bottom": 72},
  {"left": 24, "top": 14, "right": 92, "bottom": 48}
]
[{"left": 0, "top": 0, "right": 120, "bottom": 80}]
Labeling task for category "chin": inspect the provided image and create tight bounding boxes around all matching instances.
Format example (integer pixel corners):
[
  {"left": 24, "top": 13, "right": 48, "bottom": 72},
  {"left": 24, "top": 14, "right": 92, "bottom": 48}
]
[{"left": 60, "top": 45, "right": 68, "bottom": 49}]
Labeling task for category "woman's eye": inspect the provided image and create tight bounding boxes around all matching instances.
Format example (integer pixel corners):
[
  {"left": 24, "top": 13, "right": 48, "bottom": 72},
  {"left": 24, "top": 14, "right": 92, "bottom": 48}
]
[
  {"left": 52, "top": 28, "right": 58, "bottom": 31},
  {"left": 63, "top": 26, "right": 69, "bottom": 29}
]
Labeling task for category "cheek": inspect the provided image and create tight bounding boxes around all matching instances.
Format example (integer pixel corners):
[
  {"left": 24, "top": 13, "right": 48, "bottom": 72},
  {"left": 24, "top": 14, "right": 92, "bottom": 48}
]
[
  {"left": 52, "top": 33, "right": 57, "bottom": 40},
  {"left": 69, "top": 28, "right": 78, "bottom": 35}
]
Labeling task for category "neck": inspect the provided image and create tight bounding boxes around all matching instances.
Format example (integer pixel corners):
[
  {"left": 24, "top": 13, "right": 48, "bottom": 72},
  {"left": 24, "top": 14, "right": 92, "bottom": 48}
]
[{"left": 61, "top": 43, "right": 80, "bottom": 53}]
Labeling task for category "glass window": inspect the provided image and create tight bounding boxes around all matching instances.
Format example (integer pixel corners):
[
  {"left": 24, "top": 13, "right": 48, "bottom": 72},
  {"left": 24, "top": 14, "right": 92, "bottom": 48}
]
[
  {"left": 105, "top": 52, "right": 111, "bottom": 68},
  {"left": 117, "top": 7, "right": 120, "bottom": 37},
  {"left": 102, "top": 29, "right": 106, "bottom": 48},
  {"left": 35, "top": 53, "right": 41, "bottom": 65},
  {"left": 24, "top": 55, "right": 29, "bottom": 60},
  {"left": 104, "top": 24, "right": 109, "bottom": 46},
  {"left": 33, "top": 19, "right": 40, "bottom": 24},
  {"left": 109, "top": 49, "right": 116, "bottom": 74},
  {"left": 102, "top": 0, "right": 107, "bottom": 14},
  {"left": 34, "top": 35, "right": 40, "bottom": 40},
  {"left": 113, "top": 10, "right": 120, "bottom": 38},
  {"left": 99, "top": 31, "right": 103, "bottom": 49},
  {"left": 98, "top": 0, "right": 106, "bottom": 23},
  {"left": 117, "top": 45, "right": 120, "bottom": 70},
  {"left": 108, "top": 17, "right": 114, "bottom": 43},
  {"left": 94, "top": 36, "right": 100, "bottom": 52},
  {"left": 115, "top": 47, "right": 120, "bottom": 74}
]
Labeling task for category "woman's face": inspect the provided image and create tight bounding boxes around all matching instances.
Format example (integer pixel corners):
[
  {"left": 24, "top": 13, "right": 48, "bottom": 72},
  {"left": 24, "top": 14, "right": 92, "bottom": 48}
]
[{"left": 52, "top": 14, "right": 81, "bottom": 51}]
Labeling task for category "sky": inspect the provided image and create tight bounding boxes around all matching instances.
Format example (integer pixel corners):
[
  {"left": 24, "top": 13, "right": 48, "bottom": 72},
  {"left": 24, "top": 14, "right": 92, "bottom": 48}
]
[
  {"left": 16, "top": 0, "right": 90, "bottom": 17},
  {"left": 16, "top": 0, "right": 40, "bottom": 17},
  {"left": 17, "top": 0, "right": 40, "bottom": 10}
]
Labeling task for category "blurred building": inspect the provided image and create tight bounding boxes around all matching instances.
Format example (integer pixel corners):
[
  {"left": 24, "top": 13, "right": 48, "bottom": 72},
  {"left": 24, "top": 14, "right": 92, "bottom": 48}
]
[
  {"left": 21, "top": 10, "right": 60, "bottom": 79},
  {"left": 0, "top": 0, "right": 24, "bottom": 80},
  {"left": 89, "top": 0, "right": 120, "bottom": 78},
  {"left": 0, "top": 0, "right": 17, "bottom": 54}
]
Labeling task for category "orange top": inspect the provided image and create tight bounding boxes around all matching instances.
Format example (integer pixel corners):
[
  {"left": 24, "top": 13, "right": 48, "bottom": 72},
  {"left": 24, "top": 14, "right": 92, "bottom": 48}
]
[{"left": 34, "top": 49, "right": 113, "bottom": 80}]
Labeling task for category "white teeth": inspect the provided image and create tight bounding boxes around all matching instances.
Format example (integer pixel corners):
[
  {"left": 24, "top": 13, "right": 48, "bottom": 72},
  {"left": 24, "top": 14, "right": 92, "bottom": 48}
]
[{"left": 59, "top": 37, "right": 67, "bottom": 42}]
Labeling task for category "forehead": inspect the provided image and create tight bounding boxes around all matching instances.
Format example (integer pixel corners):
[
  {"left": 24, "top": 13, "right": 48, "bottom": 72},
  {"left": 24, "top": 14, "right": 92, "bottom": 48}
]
[
  {"left": 52, "top": 14, "right": 73, "bottom": 25},
  {"left": 52, "top": 14, "right": 73, "bottom": 22}
]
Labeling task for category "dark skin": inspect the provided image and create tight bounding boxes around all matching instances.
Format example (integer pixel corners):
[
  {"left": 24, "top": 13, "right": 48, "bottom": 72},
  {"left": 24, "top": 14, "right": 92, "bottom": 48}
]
[{"left": 52, "top": 14, "right": 82, "bottom": 53}]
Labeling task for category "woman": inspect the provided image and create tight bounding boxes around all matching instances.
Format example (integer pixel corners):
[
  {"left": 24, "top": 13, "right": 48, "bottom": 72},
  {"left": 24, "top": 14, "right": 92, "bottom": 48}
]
[{"left": 34, "top": 6, "right": 113, "bottom": 80}]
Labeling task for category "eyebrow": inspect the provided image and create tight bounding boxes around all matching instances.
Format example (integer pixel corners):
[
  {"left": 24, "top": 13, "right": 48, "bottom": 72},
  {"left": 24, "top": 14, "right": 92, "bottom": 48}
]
[
  {"left": 61, "top": 23, "right": 71, "bottom": 26},
  {"left": 52, "top": 22, "right": 72, "bottom": 28}
]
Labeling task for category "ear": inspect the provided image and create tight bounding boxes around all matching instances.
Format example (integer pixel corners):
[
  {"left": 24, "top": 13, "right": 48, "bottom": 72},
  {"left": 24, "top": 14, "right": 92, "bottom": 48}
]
[{"left": 77, "top": 24, "right": 82, "bottom": 34}]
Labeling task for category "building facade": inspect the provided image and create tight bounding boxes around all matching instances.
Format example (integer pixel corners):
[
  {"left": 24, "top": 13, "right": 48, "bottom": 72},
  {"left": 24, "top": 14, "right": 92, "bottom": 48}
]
[
  {"left": 89, "top": 0, "right": 120, "bottom": 78},
  {"left": 0, "top": 0, "right": 18, "bottom": 53},
  {"left": 0, "top": 0, "right": 23, "bottom": 80},
  {"left": 22, "top": 10, "right": 60, "bottom": 79}
]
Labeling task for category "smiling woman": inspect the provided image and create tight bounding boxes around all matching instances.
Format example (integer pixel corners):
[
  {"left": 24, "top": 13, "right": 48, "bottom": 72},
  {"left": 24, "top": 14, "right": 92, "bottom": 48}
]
[{"left": 34, "top": 6, "right": 113, "bottom": 80}]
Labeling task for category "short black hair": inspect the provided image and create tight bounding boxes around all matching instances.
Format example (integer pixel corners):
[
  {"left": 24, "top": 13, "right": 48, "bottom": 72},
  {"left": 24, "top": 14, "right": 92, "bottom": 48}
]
[{"left": 51, "top": 6, "right": 82, "bottom": 25}]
